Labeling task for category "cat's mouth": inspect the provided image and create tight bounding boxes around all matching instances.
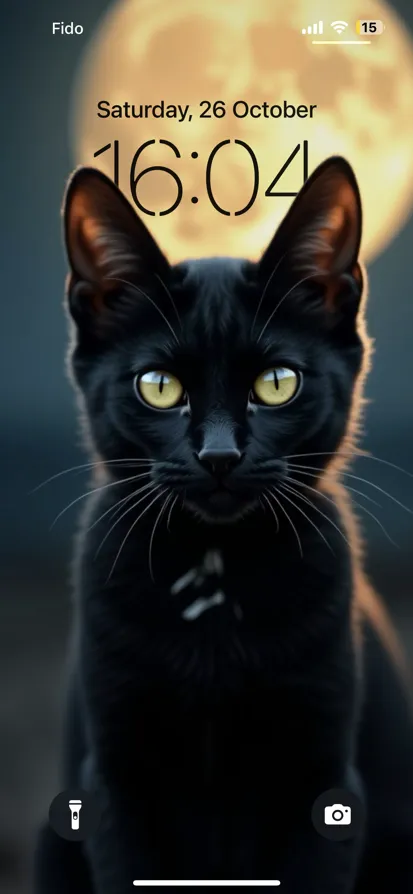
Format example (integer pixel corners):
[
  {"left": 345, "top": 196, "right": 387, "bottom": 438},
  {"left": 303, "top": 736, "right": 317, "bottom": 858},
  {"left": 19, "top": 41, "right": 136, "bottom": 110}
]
[
  {"left": 185, "top": 485, "right": 258, "bottom": 524},
  {"left": 207, "top": 487, "right": 237, "bottom": 508}
]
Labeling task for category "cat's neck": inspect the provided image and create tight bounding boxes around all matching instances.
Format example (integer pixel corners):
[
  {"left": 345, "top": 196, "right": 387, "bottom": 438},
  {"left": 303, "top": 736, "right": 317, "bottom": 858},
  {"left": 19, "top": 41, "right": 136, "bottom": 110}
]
[
  {"left": 79, "top": 488, "right": 348, "bottom": 607},
  {"left": 76, "top": 488, "right": 352, "bottom": 666}
]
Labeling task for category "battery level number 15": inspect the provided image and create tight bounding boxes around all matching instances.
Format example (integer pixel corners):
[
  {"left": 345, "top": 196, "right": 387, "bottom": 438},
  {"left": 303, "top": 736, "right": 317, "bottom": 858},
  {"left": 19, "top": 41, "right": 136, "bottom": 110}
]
[{"left": 356, "top": 20, "right": 385, "bottom": 34}]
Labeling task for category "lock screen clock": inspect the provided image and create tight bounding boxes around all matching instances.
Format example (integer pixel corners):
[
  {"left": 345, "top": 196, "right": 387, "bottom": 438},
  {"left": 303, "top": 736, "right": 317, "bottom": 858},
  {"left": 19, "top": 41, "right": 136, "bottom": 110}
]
[{"left": 93, "top": 138, "right": 309, "bottom": 216}]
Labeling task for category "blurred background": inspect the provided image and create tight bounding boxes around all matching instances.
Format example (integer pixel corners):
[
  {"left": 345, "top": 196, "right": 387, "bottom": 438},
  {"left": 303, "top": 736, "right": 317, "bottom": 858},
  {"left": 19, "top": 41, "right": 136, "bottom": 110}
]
[{"left": 2, "top": 0, "right": 413, "bottom": 891}]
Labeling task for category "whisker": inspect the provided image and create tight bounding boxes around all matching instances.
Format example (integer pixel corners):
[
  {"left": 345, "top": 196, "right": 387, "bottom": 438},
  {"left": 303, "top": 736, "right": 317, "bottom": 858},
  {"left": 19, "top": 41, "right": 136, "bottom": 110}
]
[
  {"left": 31, "top": 458, "right": 153, "bottom": 493},
  {"left": 107, "top": 487, "right": 167, "bottom": 582},
  {"left": 277, "top": 481, "right": 351, "bottom": 550},
  {"left": 250, "top": 253, "right": 285, "bottom": 337},
  {"left": 154, "top": 273, "right": 183, "bottom": 332},
  {"left": 148, "top": 492, "right": 172, "bottom": 582},
  {"left": 286, "top": 463, "right": 413, "bottom": 518},
  {"left": 49, "top": 472, "right": 151, "bottom": 529},
  {"left": 285, "top": 471, "right": 381, "bottom": 508},
  {"left": 105, "top": 276, "right": 179, "bottom": 344},
  {"left": 284, "top": 475, "right": 398, "bottom": 549},
  {"left": 86, "top": 478, "right": 152, "bottom": 533},
  {"left": 166, "top": 493, "right": 179, "bottom": 532},
  {"left": 350, "top": 501, "right": 398, "bottom": 547},
  {"left": 265, "top": 488, "right": 303, "bottom": 558},
  {"left": 278, "top": 483, "right": 334, "bottom": 554},
  {"left": 257, "top": 272, "right": 328, "bottom": 342},
  {"left": 284, "top": 451, "right": 413, "bottom": 481},
  {"left": 261, "top": 492, "right": 280, "bottom": 533},
  {"left": 95, "top": 483, "right": 160, "bottom": 558}
]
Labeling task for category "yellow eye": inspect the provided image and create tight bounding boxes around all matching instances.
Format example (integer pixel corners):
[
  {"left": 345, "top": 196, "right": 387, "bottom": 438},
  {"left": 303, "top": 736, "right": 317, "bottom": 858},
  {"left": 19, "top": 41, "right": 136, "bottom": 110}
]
[
  {"left": 137, "top": 371, "right": 184, "bottom": 409},
  {"left": 253, "top": 367, "right": 299, "bottom": 406}
]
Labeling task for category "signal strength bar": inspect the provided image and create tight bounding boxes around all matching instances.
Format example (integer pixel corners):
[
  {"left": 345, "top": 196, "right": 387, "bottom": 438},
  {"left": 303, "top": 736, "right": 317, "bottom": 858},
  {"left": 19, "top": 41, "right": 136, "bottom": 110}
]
[{"left": 302, "top": 21, "right": 323, "bottom": 35}]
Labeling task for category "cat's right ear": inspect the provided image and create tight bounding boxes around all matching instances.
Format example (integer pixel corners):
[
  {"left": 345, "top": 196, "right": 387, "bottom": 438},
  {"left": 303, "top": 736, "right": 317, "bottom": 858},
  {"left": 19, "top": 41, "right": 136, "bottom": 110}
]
[
  {"left": 258, "top": 156, "right": 363, "bottom": 322},
  {"left": 62, "top": 167, "right": 169, "bottom": 334}
]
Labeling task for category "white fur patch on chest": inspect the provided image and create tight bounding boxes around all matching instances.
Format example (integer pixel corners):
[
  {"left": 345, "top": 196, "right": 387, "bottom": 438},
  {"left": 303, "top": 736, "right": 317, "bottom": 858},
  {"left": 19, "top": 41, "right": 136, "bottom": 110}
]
[
  {"left": 170, "top": 550, "right": 227, "bottom": 621},
  {"left": 181, "top": 589, "right": 226, "bottom": 621}
]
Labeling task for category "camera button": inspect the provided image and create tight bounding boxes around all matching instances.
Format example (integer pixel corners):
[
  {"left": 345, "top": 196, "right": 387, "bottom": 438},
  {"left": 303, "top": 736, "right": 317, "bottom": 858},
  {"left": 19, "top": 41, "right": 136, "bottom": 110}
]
[{"left": 311, "top": 787, "right": 365, "bottom": 841}]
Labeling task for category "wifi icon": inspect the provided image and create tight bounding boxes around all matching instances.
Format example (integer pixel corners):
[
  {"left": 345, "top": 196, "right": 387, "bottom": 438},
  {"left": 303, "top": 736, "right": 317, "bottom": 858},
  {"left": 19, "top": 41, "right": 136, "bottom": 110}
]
[{"left": 331, "top": 20, "right": 348, "bottom": 34}]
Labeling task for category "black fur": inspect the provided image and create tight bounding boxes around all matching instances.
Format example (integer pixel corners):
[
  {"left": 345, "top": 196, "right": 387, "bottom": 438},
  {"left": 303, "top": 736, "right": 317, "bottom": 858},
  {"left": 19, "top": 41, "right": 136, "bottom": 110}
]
[{"left": 34, "top": 158, "right": 413, "bottom": 892}]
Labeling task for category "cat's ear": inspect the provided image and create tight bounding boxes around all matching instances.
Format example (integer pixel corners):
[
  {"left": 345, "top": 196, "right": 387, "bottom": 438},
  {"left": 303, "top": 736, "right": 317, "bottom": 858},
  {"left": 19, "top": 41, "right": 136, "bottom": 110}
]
[
  {"left": 63, "top": 167, "right": 169, "bottom": 331},
  {"left": 259, "top": 156, "right": 363, "bottom": 313}
]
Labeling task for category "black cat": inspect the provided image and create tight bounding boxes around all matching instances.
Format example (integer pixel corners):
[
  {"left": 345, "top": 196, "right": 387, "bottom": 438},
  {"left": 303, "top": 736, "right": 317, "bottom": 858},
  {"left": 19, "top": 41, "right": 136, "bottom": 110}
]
[{"left": 34, "top": 157, "right": 413, "bottom": 893}]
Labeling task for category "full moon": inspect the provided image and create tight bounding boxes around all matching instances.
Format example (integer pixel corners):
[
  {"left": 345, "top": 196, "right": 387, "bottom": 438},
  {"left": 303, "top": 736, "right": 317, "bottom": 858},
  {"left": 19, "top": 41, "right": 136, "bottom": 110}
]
[{"left": 73, "top": 0, "right": 413, "bottom": 262}]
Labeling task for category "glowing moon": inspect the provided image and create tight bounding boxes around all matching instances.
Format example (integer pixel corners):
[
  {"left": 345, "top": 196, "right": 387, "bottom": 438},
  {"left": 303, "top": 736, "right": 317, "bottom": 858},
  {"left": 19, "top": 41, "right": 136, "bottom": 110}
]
[{"left": 73, "top": 0, "right": 413, "bottom": 262}]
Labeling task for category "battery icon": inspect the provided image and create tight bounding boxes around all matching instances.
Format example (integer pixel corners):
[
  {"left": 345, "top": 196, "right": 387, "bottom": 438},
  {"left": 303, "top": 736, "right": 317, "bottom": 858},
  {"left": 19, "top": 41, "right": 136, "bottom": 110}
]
[{"left": 356, "top": 20, "right": 385, "bottom": 35}]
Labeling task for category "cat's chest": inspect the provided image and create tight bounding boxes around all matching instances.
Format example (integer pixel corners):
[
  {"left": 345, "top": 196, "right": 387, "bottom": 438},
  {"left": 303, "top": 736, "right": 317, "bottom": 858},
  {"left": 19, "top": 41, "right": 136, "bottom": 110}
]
[
  {"left": 140, "top": 548, "right": 256, "bottom": 698},
  {"left": 168, "top": 548, "right": 244, "bottom": 624},
  {"left": 84, "top": 535, "right": 343, "bottom": 705}
]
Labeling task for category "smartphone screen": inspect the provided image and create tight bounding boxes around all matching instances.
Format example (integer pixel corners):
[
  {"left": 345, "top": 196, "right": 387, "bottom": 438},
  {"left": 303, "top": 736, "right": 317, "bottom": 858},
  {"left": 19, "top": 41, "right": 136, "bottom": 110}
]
[{"left": 3, "top": 1, "right": 413, "bottom": 891}]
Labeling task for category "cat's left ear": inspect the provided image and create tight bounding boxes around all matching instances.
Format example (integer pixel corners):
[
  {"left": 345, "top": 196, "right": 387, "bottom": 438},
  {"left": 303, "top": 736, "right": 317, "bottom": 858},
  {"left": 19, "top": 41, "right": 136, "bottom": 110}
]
[{"left": 259, "top": 156, "right": 363, "bottom": 313}]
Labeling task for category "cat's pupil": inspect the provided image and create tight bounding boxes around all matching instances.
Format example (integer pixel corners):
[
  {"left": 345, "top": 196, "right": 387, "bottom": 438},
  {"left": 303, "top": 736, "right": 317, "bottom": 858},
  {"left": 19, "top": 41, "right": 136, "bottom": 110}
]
[
  {"left": 273, "top": 370, "right": 279, "bottom": 390},
  {"left": 159, "top": 375, "right": 165, "bottom": 394}
]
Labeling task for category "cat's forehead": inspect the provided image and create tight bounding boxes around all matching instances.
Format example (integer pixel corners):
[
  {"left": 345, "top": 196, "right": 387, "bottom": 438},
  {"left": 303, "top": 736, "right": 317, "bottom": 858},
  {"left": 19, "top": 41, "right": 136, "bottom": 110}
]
[
  {"left": 178, "top": 256, "right": 248, "bottom": 284},
  {"left": 174, "top": 256, "right": 255, "bottom": 340}
]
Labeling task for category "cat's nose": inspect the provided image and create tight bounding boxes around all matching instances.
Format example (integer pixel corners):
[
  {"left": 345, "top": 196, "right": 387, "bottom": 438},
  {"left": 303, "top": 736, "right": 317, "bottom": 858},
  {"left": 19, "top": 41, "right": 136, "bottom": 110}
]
[{"left": 196, "top": 447, "right": 242, "bottom": 477}]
